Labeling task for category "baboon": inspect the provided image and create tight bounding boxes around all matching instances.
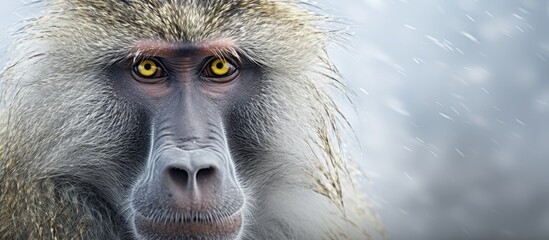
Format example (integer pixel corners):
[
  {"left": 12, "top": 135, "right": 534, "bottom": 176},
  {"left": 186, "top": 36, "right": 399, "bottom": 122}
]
[{"left": 0, "top": 0, "right": 380, "bottom": 239}]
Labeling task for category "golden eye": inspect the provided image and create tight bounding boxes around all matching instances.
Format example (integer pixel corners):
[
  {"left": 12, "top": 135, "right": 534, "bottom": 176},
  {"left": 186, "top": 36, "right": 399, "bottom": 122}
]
[
  {"left": 132, "top": 59, "right": 167, "bottom": 82},
  {"left": 208, "top": 58, "right": 236, "bottom": 77}
]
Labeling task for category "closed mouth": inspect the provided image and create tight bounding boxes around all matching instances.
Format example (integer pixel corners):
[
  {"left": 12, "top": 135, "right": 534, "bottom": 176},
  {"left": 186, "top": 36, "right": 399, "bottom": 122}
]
[{"left": 134, "top": 209, "right": 243, "bottom": 237}]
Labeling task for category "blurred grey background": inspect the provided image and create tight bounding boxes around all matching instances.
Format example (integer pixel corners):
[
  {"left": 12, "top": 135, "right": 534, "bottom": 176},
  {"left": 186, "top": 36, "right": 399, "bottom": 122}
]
[{"left": 1, "top": 0, "right": 548, "bottom": 239}]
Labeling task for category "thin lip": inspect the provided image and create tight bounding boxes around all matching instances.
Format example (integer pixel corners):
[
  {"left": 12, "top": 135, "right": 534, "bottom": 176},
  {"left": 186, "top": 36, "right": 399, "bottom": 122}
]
[{"left": 134, "top": 209, "right": 243, "bottom": 236}]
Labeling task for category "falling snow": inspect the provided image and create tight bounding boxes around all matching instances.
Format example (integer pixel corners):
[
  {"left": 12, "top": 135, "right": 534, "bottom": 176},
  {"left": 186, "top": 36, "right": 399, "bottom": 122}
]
[
  {"left": 324, "top": 0, "right": 549, "bottom": 239},
  {"left": 461, "top": 31, "right": 480, "bottom": 44}
]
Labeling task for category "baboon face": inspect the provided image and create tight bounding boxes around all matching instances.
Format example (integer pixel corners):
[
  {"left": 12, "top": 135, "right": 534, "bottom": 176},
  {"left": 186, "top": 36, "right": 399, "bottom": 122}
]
[
  {"left": 106, "top": 39, "right": 263, "bottom": 239},
  {"left": 3, "top": 0, "right": 331, "bottom": 239}
]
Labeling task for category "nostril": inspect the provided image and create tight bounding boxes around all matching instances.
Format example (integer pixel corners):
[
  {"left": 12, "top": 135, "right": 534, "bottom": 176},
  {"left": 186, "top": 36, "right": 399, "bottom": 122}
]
[
  {"left": 196, "top": 166, "right": 216, "bottom": 183},
  {"left": 168, "top": 167, "right": 190, "bottom": 188}
]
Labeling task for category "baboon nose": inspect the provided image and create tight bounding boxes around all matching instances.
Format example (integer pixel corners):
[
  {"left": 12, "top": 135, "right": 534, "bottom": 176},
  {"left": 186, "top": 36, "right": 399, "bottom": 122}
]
[
  {"left": 161, "top": 150, "right": 225, "bottom": 201},
  {"left": 167, "top": 164, "right": 219, "bottom": 189}
]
